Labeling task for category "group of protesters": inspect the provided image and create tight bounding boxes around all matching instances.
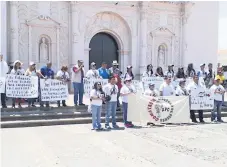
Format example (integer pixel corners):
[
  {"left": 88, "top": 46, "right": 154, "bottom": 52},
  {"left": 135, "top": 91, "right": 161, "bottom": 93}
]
[{"left": 1, "top": 53, "right": 226, "bottom": 130}]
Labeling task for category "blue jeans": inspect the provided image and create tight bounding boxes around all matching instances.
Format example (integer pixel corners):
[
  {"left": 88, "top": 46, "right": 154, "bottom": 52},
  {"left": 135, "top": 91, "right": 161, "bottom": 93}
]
[
  {"left": 105, "top": 101, "right": 117, "bottom": 126},
  {"left": 122, "top": 102, "right": 132, "bottom": 124},
  {"left": 211, "top": 100, "right": 223, "bottom": 121},
  {"left": 91, "top": 105, "right": 102, "bottom": 129},
  {"left": 73, "top": 82, "right": 84, "bottom": 105}
]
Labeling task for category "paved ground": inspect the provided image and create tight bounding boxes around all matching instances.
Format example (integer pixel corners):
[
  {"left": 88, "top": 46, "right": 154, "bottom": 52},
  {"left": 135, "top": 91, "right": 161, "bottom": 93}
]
[{"left": 1, "top": 118, "right": 227, "bottom": 167}]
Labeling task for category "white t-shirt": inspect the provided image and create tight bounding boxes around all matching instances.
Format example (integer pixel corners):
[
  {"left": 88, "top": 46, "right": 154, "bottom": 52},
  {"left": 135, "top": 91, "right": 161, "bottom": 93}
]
[
  {"left": 57, "top": 70, "right": 70, "bottom": 80},
  {"left": 186, "top": 81, "right": 205, "bottom": 94},
  {"left": 142, "top": 71, "right": 154, "bottom": 77},
  {"left": 210, "top": 84, "right": 225, "bottom": 101},
  {"left": 159, "top": 82, "right": 175, "bottom": 96},
  {"left": 103, "top": 83, "right": 119, "bottom": 102},
  {"left": 0, "top": 60, "right": 9, "bottom": 77},
  {"left": 144, "top": 89, "right": 159, "bottom": 96},
  {"left": 10, "top": 68, "right": 25, "bottom": 75},
  {"left": 175, "top": 86, "right": 188, "bottom": 96},
  {"left": 90, "top": 89, "right": 103, "bottom": 106},
  {"left": 164, "top": 71, "right": 174, "bottom": 78},
  {"left": 120, "top": 84, "right": 136, "bottom": 103},
  {"left": 86, "top": 69, "right": 100, "bottom": 79}
]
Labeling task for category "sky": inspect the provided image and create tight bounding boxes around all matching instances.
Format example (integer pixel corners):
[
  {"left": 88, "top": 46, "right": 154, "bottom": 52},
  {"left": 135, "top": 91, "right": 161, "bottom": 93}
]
[{"left": 219, "top": 1, "right": 227, "bottom": 50}]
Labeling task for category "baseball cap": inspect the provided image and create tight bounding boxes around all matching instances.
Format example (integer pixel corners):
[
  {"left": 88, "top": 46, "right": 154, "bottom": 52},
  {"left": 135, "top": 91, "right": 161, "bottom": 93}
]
[
  {"left": 200, "top": 63, "right": 205, "bottom": 67},
  {"left": 29, "top": 62, "right": 36, "bottom": 66},
  {"left": 90, "top": 62, "right": 96, "bottom": 66}
]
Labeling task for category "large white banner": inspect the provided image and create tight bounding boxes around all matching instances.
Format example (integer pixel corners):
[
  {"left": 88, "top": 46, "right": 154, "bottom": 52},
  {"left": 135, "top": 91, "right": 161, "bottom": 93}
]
[
  {"left": 128, "top": 94, "right": 190, "bottom": 124},
  {"left": 83, "top": 78, "right": 109, "bottom": 97},
  {"left": 6, "top": 74, "right": 38, "bottom": 98},
  {"left": 0, "top": 77, "right": 6, "bottom": 93},
  {"left": 40, "top": 79, "right": 68, "bottom": 101},
  {"left": 190, "top": 87, "right": 214, "bottom": 110}
]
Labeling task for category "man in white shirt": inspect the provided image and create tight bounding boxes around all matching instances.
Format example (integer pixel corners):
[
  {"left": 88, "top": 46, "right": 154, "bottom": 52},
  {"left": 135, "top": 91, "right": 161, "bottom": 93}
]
[
  {"left": 175, "top": 80, "right": 189, "bottom": 96},
  {"left": 0, "top": 54, "right": 9, "bottom": 108},
  {"left": 159, "top": 76, "right": 175, "bottom": 96},
  {"left": 103, "top": 76, "right": 119, "bottom": 129},
  {"left": 186, "top": 74, "right": 205, "bottom": 123},
  {"left": 144, "top": 83, "right": 159, "bottom": 97},
  {"left": 210, "top": 78, "right": 225, "bottom": 122},
  {"left": 86, "top": 62, "right": 101, "bottom": 79}
]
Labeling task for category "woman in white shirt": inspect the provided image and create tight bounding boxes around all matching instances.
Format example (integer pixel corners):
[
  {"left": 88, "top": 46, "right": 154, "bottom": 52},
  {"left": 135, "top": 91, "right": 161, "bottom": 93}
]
[
  {"left": 11, "top": 60, "right": 25, "bottom": 108},
  {"left": 103, "top": 76, "right": 119, "bottom": 129},
  {"left": 90, "top": 82, "right": 105, "bottom": 130},
  {"left": 120, "top": 77, "right": 136, "bottom": 128},
  {"left": 142, "top": 64, "right": 154, "bottom": 78},
  {"left": 56, "top": 65, "right": 70, "bottom": 107},
  {"left": 86, "top": 62, "right": 101, "bottom": 79}
]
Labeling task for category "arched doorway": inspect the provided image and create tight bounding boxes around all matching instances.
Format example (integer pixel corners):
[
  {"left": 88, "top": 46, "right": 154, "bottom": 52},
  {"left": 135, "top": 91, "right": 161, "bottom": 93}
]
[{"left": 89, "top": 32, "right": 118, "bottom": 68}]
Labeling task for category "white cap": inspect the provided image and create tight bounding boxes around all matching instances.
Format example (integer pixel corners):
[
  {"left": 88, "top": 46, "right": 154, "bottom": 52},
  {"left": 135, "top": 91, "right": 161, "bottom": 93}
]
[
  {"left": 112, "top": 60, "right": 119, "bottom": 65},
  {"left": 29, "top": 62, "right": 36, "bottom": 66},
  {"left": 125, "top": 77, "right": 132, "bottom": 81},
  {"left": 13, "top": 60, "right": 22, "bottom": 66},
  {"left": 200, "top": 63, "right": 205, "bottom": 67}
]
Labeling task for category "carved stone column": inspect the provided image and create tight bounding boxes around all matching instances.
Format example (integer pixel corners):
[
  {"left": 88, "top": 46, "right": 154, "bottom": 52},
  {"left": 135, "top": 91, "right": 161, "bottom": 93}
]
[
  {"left": 1, "top": 1, "right": 8, "bottom": 61},
  {"left": 56, "top": 26, "right": 60, "bottom": 68},
  {"left": 28, "top": 25, "right": 32, "bottom": 62},
  {"left": 119, "top": 50, "right": 130, "bottom": 74},
  {"left": 9, "top": 1, "right": 19, "bottom": 64},
  {"left": 139, "top": 2, "right": 148, "bottom": 77}
]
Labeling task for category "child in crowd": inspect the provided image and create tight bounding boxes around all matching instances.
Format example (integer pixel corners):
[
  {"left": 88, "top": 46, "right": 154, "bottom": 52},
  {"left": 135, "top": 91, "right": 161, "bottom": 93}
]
[{"left": 120, "top": 77, "right": 136, "bottom": 128}]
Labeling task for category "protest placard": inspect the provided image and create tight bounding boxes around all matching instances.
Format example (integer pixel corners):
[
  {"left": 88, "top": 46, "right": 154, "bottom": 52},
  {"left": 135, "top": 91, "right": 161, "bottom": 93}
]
[
  {"left": 142, "top": 77, "right": 164, "bottom": 91},
  {"left": 40, "top": 79, "right": 69, "bottom": 101},
  {"left": 6, "top": 74, "right": 38, "bottom": 98},
  {"left": 190, "top": 87, "right": 214, "bottom": 110},
  {"left": 0, "top": 77, "right": 6, "bottom": 93}
]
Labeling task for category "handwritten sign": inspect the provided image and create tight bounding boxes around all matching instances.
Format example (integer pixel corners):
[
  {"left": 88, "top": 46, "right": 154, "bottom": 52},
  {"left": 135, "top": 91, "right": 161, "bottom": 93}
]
[
  {"left": 6, "top": 74, "right": 38, "bottom": 98},
  {"left": 0, "top": 77, "right": 6, "bottom": 93},
  {"left": 83, "top": 78, "right": 108, "bottom": 97},
  {"left": 40, "top": 79, "right": 68, "bottom": 101},
  {"left": 190, "top": 87, "right": 214, "bottom": 110},
  {"left": 142, "top": 77, "right": 164, "bottom": 91},
  {"left": 131, "top": 80, "right": 143, "bottom": 92}
]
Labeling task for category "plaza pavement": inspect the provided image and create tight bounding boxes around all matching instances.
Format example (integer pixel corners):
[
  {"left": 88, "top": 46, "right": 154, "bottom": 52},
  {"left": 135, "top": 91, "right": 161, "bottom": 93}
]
[{"left": 1, "top": 118, "right": 227, "bottom": 167}]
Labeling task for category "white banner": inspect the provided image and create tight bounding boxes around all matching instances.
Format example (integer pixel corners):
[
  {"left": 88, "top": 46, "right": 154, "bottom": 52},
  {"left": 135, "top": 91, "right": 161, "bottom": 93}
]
[
  {"left": 190, "top": 87, "right": 214, "bottom": 110},
  {"left": 142, "top": 77, "right": 164, "bottom": 91},
  {"left": 128, "top": 94, "right": 190, "bottom": 124},
  {"left": 6, "top": 74, "right": 38, "bottom": 98},
  {"left": 83, "top": 78, "right": 109, "bottom": 97},
  {"left": 0, "top": 77, "right": 6, "bottom": 93},
  {"left": 40, "top": 79, "right": 68, "bottom": 101}
]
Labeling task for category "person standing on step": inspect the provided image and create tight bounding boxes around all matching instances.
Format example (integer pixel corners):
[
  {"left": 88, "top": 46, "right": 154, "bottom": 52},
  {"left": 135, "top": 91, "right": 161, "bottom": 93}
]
[
  {"left": 120, "top": 77, "right": 136, "bottom": 128},
  {"left": 98, "top": 62, "right": 110, "bottom": 79},
  {"left": 124, "top": 65, "right": 134, "bottom": 80},
  {"left": 103, "top": 76, "right": 119, "bottom": 129},
  {"left": 165, "top": 64, "right": 175, "bottom": 78},
  {"left": 210, "top": 77, "right": 225, "bottom": 122},
  {"left": 144, "top": 83, "right": 159, "bottom": 97},
  {"left": 159, "top": 76, "right": 175, "bottom": 96},
  {"left": 90, "top": 82, "right": 105, "bottom": 131},
  {"left": 72, "top": 60, "right": 85, "bottom": 106},
  {"left": 175, "top": 80, "right": 189, "bottom": 96},
  {"left": 56, "top": 65, "right": 70, "bottom": 107},
  {"left": 0, "top": 54, "right": 8, "bottom": 108},
  {"left": 86, "top": 62, "right": 101, "bottom": 79},
  {"left": 186, "top": 74, "right": 205, "bottom": 123},
  {"left": 142, "top": 64, "right": 154, "bottom": 78}
]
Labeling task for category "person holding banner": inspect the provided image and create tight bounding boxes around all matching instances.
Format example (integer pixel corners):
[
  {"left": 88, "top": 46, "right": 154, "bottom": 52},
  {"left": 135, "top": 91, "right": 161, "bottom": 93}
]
[
  {"left": 120, "top": 77, "right": 136, "bottom": 128},
  {"left": 159, "top": 76, "right": 175, "bottom": 96},
  {"left": 86, "top": 62, "right": 101, "bottom": 79},
  {"left": 0, "top": 54, "right": 8, "bottom": 108},
  {"left": 210, "top": 78, "right": 225, "bottom": 122},
  {"left": 10, "top": 60, "right": 25, "bottom": 108},
  {"left": 90, "top": 82, "right": 105, "bottom": 130},
  {"left": 25, "top": 62, "right": 44, "bottom": 107},
  {"left": 144, "top": 83, "right": 159, "bottom": 97},
  {"left": 142, "top": 64, "right": 154, "bottom": 77},
  {"left": 103, "top": 76, "right": 119, "bottom": 129},
  {"left": 175, "top": 80, "right": 189, "bottom": 96},
  {"left": 155, "top": 67, "right": 164, "bottom": 77},
  {"left": 187, "top": 74, "right": 205, "bottom": 123},
  {"left": 56, "top": 65, "right": 70, "bottom": 107}
]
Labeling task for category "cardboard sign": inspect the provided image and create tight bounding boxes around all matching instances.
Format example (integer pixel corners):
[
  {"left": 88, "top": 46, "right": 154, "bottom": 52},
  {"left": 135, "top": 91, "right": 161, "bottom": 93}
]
[
  {"left": 142, "top": 77, "right": 164, "bottom": 90},
  {"left": 6, "top": 74, "right": 38, "bottom": 98},
  {"left": 40, "top": 79, "right": 68, "bottom": 101}
]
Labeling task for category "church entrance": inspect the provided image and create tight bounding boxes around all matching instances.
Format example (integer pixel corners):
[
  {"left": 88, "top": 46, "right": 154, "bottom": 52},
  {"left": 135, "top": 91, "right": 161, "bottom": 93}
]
[{"left": 89, "top": 32, "right": 119, "bottom": 68}]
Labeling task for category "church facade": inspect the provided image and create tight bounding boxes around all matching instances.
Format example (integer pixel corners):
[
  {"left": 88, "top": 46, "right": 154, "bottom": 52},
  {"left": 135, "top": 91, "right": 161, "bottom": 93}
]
[{"left": 0, "top": 1, "right": 219, "bottom": 78}]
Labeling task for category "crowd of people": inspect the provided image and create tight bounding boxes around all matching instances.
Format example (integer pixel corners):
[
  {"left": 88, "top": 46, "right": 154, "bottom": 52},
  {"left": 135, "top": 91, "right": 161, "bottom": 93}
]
[{"left": 1, "top": 53, "right": 226, "bottom": 130}]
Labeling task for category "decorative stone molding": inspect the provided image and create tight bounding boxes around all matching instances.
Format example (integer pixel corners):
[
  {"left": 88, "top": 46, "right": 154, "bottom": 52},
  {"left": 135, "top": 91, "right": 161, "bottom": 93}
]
[
  {"left": 26, "top": 15, "right": 61, "bottom": 27},
  {"left": 150, "top": 27, "right": 175, "bottom": 37}
]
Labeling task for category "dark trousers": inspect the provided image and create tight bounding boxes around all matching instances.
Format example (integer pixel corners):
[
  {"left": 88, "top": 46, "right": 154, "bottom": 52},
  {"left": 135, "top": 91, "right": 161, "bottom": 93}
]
[
  {"left": 1, "top": 93, "right": 6, "bottom": 107},
  {"left": 57, "top": 100, "right": 66, "bottom": 106},
  {"left": 190, "top": 110, "right": 204, "bottom": 121}
]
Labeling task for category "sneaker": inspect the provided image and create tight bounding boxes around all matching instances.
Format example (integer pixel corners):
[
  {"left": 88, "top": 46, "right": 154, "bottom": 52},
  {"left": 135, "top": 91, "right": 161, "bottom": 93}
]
[
  {"left": 2, "top": 105, "right": 7, "bottom": 109},
  {"left": 200, "top": 120, "right": 205, "bottom": 123},
  {"left": 112, "top": 124, "right": 119, "bottom": 129},
  {"left": 211, "top": 120, "right": 217, "bottom": 123},
  {"left": 125, "top": 123, "right": 131, "bottom": 128},
  {"left": 105, "top": 125, "right": 111, "bottom": 130},
  {"left": 217, "top": 119, "right": 224, "bottom": 123},
  {"left": 79, "top": 103, "right": 85, "bottom": 106},
  {"left": 31, "top": 104, "right": 36, "bottom": 107},
  {"left": 192, "top": 119, "right": 198, "bottom": 123},
  {"left": 96, "top": 127, "right": 104, "bottom": 131},
  {"left": 129, "top": 123, "right": 135, "bottom": 127}
]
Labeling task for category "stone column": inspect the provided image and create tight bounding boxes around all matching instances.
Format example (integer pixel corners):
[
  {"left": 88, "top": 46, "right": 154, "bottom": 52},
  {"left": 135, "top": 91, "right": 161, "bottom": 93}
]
[
  {"left": 1, "top": 1, "right": 8, "bottom": 62},
  {"left": 28, "top": 25, "right": 32, "bottom": 62},
  {"left": 84, "top": 48, "right": 91, "bottom": 72},
  {"left": 9, "top": 1, "right": 19, "bottom": 64},
  {"left": 56, "top": 26, "right": 60, "bottom": 69},
  {"left": 139, "top": 2, "right": 148, "bottom": 77},
  {"left": 71, "top": 2, "right": 80, "bottom": 66},
  {"left": 119, "top": 50, "right": 130, "bottom": 74}
]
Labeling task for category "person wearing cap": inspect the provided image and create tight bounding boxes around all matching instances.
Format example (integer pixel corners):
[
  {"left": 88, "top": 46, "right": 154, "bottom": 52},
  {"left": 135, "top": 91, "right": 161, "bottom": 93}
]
[
  {"left": 186, "top": 63, "right": 196, "bottom": 78},
  {"left": 142, "top": 64, "right": 154, "bottom": 78},
  {"left": 175, "top": 80, "right": 189, "bottom": 96},
  {"left": 109, "top": 60, "right": 122, "bottom": 110},
  {"left": 205, "top": 63, "right": 214, "bottom": 88},
  {"left": 159, "top": 76, "right": 175, "bottom": 96},
  {"left": 176, "top": 67, "right": 186, "bottom": 79},
  {"left": 72, "top": 60, "right": 85, "bottom": 106},
  {"left": 120, "top": 77, "right": 136, "bottom": 128},
  {"left": 164, "top": 64, "right": 175, "bottom": 78},
  {"left": 197, "top": 63, "right": 207, "bottom": 80},
  {"left": 210, "top": 77, "right": 225, "bottom": 122},
  {"left": 0, "top": 54, "right": 9, "bottom": 108},
  {"left": 144, "top": 83, "right": 159, "bottom": 97},
  {"left": 98, "top": 62, "right": 110, "bottom": 79},
  {"left": 56, "top": 65, "right": 70, "bottom": 107},
  {"left": 86, "top": 62, "right": 100, "bottom": 79},
  {"left": 124, "top": 65, "right": 134, "bottom": 80},
  {"left": 103, "top": 75, "right": 119, "bottom": 129},
  {"left": 186, "top": 74, "right": 205, "bottom": 123},
  {"left": 25, "top": 62, "right": 44, "bottom": 107},
  {"left": 10, "top": 60, "right": 25, "bottom": 108},
  {"left": 215, "top": 69, "right": 225, "bottom": 85}
]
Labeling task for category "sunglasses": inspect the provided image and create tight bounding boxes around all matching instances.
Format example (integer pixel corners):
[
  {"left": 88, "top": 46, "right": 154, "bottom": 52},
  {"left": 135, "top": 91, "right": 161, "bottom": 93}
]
[{"left": 97, "top": 83, "right": 101, "bottom": 86}]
